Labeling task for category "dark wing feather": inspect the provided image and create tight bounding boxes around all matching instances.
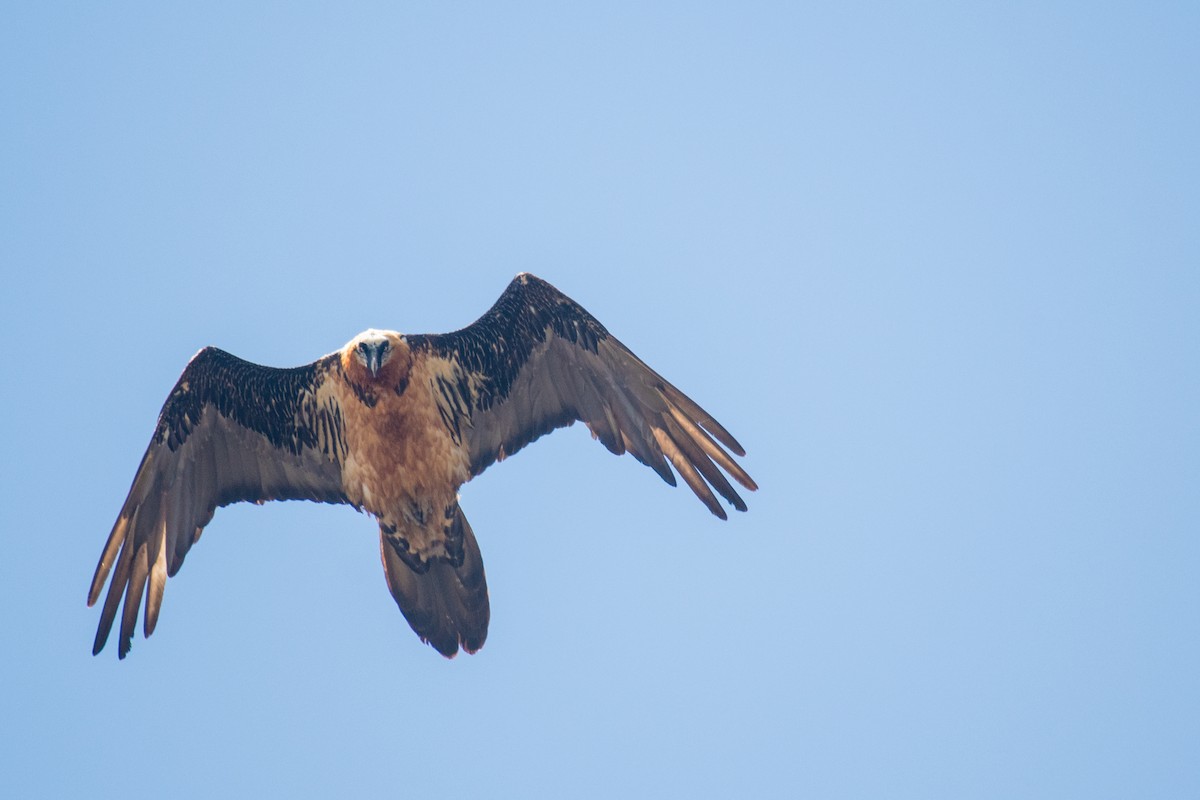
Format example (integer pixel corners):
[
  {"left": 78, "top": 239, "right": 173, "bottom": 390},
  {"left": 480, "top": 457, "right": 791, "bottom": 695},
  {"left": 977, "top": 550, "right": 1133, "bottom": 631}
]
[
  {"left": 89, "top": 347, "right": 349, "bottom": 658},
  {"left": 408, "top": 274, "right": 757, "bottom": 516}
]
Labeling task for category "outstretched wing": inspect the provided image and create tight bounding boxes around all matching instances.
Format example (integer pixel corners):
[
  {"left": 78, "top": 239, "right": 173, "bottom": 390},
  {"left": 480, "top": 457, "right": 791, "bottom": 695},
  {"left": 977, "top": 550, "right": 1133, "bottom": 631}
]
[
  {"left": 408, "top": 273, "right": 757, "bottom": 517},
  {"left": 88, "top": 347, "right": 350, "bottom": 658}
]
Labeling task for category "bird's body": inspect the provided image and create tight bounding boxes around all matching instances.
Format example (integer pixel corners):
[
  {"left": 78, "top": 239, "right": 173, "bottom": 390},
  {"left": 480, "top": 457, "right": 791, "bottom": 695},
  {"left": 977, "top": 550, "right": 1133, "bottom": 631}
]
[
  {"left": 89, "top": 273, "right": 756, "bottom": 658},
  {"left": 336, "top": 332, "right": 471, "bottom": 563}
]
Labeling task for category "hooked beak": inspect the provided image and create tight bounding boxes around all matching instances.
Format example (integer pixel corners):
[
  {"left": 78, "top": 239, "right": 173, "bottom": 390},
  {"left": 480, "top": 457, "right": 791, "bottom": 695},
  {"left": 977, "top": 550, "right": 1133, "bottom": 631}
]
[{"left": 366, "top": 345, "right": 383, "bottom": 377}]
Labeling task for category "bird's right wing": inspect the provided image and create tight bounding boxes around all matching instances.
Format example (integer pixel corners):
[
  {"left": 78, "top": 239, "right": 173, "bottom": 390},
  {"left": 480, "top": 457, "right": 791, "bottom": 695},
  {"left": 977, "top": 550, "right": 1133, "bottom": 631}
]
[{"left": 88, "top": 347, "right": 350, "bottom": 658}]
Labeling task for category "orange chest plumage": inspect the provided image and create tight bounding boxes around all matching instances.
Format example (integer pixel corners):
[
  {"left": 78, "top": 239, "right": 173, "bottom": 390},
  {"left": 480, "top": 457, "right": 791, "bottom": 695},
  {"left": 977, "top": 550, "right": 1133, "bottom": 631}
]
[{"left": 334, "top": 360, "right": 470, "bottom": 520}]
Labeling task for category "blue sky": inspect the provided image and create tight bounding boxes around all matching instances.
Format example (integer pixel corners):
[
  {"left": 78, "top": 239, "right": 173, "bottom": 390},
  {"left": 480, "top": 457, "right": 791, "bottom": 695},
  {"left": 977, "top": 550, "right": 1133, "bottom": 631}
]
[{"left": 2, "top": 3, "right": 1197, "bottom": 798}]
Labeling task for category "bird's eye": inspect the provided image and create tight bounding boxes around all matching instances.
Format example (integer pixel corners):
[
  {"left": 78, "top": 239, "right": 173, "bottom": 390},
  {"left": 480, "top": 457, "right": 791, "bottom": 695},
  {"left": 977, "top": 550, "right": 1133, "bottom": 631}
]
[
  {"left": 358, "top": 343, "right": 367, "bottom": 352},
  {"left": 380, "top": 341, "right": 390, "bottom": 351}
]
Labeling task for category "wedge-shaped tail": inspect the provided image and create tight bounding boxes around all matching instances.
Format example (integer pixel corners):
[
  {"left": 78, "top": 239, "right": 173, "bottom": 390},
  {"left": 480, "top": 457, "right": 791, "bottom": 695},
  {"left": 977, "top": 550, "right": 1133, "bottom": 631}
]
[{"left": 378, "top": 507, "right": 490, "bottom": 657}]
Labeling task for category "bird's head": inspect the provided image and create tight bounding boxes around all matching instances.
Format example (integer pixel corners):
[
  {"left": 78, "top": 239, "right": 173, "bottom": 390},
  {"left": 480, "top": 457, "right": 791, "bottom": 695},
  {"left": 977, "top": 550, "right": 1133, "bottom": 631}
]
[{"left": 341, "top": 329, "right": 412, "bottom": 390}]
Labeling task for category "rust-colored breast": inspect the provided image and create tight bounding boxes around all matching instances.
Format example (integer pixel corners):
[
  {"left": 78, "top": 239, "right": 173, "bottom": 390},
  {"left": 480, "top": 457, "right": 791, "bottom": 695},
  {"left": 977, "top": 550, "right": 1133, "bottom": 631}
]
[{"left": 334, "top": 352, "right": 470, "bottom": 543}]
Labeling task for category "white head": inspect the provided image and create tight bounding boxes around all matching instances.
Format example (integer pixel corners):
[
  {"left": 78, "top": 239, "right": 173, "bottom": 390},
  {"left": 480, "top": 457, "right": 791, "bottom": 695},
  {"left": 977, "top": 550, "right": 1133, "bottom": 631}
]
[{"left": 345, "top": 329, "right": 406, "bottom": 378}]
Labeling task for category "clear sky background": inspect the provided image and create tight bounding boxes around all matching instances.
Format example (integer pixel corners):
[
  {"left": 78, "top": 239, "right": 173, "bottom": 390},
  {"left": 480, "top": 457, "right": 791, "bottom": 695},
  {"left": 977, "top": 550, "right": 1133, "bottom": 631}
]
[{"left": 2, "top": 3, "right": 1197, "bottom": 798}]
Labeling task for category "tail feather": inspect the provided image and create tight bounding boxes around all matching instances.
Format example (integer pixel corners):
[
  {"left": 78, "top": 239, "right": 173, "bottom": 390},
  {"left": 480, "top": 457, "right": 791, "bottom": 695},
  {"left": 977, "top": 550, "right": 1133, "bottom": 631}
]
[{"left": 378, "top": 508, "right": 490, "bottom": 657}]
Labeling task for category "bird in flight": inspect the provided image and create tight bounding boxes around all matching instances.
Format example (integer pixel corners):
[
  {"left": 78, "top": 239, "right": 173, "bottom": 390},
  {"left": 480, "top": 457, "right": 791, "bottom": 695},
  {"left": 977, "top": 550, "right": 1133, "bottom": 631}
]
[{"left": 89, "top": 273, "right": 756, "bottom": 659}]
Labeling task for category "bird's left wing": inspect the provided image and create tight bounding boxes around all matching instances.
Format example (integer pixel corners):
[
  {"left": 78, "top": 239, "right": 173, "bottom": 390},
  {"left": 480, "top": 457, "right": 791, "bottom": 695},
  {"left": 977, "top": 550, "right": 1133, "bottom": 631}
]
[
  {"left": 408, "top": 274, "right": 757, "bottom": 518},
  {"left": 88, "top": 347, "right": 349, "bottom": 658}
]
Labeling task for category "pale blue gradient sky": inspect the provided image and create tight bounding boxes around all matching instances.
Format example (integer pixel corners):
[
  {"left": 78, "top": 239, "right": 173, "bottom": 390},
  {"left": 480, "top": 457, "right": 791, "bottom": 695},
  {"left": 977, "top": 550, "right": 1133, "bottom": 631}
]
[{"left": 2, "top": 3, "right": 1197, "bottom": 798}]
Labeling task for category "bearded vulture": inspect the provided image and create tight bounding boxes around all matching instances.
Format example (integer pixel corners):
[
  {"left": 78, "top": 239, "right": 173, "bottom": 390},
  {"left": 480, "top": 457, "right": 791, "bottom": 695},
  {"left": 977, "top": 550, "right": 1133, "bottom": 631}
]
[{"left": 89, "top": 273, "right": 757, "bottom": 659}]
